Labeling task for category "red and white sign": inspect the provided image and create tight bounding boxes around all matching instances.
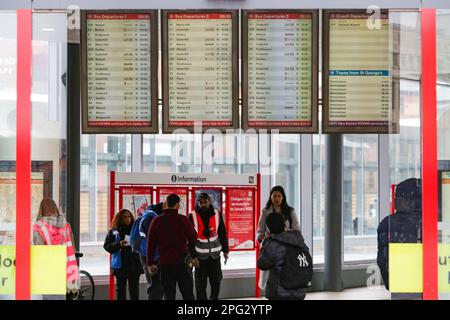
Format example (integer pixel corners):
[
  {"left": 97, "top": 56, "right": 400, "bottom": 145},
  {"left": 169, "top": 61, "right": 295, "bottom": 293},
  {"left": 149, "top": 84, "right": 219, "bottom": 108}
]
[{"left": 226, "top": 188, "right": 255, "bottom": 251}]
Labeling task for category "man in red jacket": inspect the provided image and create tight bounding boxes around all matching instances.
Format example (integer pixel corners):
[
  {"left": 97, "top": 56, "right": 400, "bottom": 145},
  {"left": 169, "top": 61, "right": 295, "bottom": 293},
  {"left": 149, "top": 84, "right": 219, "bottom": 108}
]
[{"left": 147, "top": 194, "right": 197, "bottom": 300}]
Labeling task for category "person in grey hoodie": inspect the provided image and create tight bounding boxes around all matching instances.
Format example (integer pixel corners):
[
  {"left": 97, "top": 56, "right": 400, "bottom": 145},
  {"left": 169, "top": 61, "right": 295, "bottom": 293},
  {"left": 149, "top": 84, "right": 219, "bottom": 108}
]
[{"left": 257, "top": 212, "right": 308, "bottom": 300}]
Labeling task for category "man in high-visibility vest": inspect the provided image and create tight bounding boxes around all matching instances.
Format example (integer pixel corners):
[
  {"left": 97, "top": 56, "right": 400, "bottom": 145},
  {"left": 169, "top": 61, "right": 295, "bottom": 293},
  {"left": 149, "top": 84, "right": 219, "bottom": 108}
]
[{"left": 188, "top": 193, "right": 229, "bottom": 300}]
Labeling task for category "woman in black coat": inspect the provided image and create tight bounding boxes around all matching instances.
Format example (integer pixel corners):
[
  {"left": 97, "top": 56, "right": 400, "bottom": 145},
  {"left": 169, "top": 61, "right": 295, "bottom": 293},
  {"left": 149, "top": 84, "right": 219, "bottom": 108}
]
[{"left": 104, "top": 209, "right": 143, "bottom": 300}]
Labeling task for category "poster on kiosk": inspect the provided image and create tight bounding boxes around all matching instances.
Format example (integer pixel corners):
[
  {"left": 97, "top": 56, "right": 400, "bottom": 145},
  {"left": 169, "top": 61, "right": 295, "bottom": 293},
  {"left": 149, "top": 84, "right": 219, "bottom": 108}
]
[
  {"left": 226, "top": 188, "right": 255, "bottom": 250},
  {"left": 157, "top": 187, "right": 188, "bottom": 216},
  {"left": 120, "top": 187, "right": 152, "bottom": 218}
]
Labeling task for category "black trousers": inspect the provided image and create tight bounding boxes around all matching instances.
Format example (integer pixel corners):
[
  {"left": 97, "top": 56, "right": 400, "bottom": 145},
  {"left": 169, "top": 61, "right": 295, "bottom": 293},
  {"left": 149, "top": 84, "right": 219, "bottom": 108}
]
[
  {"left": 195, "top": 257, "right": 223, "bottom": 300},
  {"left": 115, "top": 273, "right": 140, "bottom": 300},
  {"left": 139, "top": 255, "right": 164, "bottom": 300},
  {"left": 160, "top": 262, "right": 195, "bottom": 300}
]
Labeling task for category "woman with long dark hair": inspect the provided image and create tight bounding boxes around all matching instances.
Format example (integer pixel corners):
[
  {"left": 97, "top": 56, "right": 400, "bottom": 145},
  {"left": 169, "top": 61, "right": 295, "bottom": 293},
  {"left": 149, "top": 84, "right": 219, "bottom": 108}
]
[
  {"left": 256, "top": 186, "right": 301, "bottom": 291},
  {"left": 104, "top": 209, "right": 143, "bottom": 300},
  {"left": 256, "top": 186, "right": 300, "bottom": 244}
]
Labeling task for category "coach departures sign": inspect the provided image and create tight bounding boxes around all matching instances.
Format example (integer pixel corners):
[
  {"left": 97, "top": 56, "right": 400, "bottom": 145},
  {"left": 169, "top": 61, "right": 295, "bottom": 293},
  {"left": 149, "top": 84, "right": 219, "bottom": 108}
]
[{"left": 323, "top": 10, "right": 398, "bottom": 133}]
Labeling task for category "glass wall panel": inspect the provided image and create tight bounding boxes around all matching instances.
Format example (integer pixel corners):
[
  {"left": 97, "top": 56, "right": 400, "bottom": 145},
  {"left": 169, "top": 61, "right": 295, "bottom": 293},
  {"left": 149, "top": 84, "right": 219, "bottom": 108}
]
[
  {"left": 143, "top": 134, "right": 202, "bottom": 173},
  {"left": 312, "top": 134, "right": 325, "bottom": 264},
  {"left": 30, "top": 10, "right": 68, "bottom": 299},
  {"left": 0, "top": 12, "right": 17, "bottom": 251},
  {"left": 274, "top": 134, "right": 300, "bottom": 220},
  {"left": 79, "top": 134, "right": 131, "bottom": 275},
  {"left": 343, "top": 135, "right": 379, "bottom": 262},
  {"left": 31, "top": 12, "right": 67, "bottom": 224}
]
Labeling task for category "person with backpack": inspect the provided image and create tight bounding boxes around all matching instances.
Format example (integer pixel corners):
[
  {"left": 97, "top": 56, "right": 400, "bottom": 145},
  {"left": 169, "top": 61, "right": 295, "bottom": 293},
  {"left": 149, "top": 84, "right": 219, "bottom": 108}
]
[
  {"left": 256, "top": 185, "right": 300, "bottom": 290},
  {"left": 257, "top": 212, "right": 312, "bottom": 300},
  {"left": 377, "top": 178, "right": 422, "bottom": 292},
  {"left": 104, "top": 209, "right": 143, "bottom": 300},
  {"left": 33, "top": 198, "right": 80, "bottom": 300},
  {"left": 130, "top": 202, "right": 165, "bottom": 300}
]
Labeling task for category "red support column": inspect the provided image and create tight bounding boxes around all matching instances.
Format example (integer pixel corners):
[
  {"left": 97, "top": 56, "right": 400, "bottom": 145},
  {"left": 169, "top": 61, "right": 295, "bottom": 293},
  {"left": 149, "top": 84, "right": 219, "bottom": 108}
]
[
  {"left": 15, "top": 9, "right": 32, "bottom": 301},
  {"left": 421, "top": 8, "right": 438, "bottom": 300},
  {"left": 109, "top": 171, "right": 116, "bottom": 301},
  {"left": 255, "top": 173, "right": 261, "bottom": 298}
]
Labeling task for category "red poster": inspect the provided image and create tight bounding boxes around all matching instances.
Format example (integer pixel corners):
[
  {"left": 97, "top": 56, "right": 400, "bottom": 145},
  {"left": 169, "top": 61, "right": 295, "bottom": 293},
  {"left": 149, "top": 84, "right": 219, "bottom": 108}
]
[
  {"left": 120, "top": 187, "right": 152, "bottom": 218},
  {"left": 158, "top": 187, "right": 188, "bottom": 216},
  {"left": 227, "top": 189, "right": 255, "bottom": 251}
]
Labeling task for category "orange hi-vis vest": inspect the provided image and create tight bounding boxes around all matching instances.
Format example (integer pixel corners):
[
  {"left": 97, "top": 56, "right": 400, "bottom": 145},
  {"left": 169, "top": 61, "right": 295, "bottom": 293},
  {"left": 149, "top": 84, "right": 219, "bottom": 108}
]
[
  {"left": 33, "top": 220, "right": 80, "bottom": 291},
  {"left": 190, "top": 210, "right": 222, "bottom": 259}
]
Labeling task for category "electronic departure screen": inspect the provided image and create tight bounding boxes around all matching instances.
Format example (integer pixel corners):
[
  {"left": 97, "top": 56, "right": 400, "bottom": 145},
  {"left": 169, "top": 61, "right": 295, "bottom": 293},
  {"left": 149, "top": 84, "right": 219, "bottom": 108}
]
[
  {"left": 81, "top": 11, "right": 159, "bottom": 133},
  {"left": 323, "top": 10, "right": 399, "bottom": 133},
  {"left": 162, "top": 10, "right": 239, "bottom": 133},
  {"left": 242, "top": 10, "right": 318, "bottom": 133}
]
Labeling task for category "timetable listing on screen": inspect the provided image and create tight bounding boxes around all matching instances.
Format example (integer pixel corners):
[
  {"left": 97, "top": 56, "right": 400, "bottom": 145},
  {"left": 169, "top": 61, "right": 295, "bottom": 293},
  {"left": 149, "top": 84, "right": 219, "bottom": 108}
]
[
  {"left": 167, "top": 12, "right": 234, "bottom": 128},
  {"left": 86, "top": 13, "right": 152, "bottom": 128},
  {"left": 246, "top": 12, "right": 314, "bottom": 129},
  {"left": 327, "top": 12, "right": 391, "bottom": 129}
]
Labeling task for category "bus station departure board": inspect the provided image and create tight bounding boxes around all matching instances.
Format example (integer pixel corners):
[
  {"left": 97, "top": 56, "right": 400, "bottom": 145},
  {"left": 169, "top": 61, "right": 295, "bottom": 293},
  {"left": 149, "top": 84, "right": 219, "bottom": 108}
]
[
  {"left": 81, "top": 10, "right": 159, "bottom": 133},
  {"left": 323, "top": 10, "right": 399, "bottom": 133},
  {"left": 162, "top": 10, "right": 239, "bottom": 133},
  {"left": 242, "top": 10, "right": 318, "bottom": 133}
]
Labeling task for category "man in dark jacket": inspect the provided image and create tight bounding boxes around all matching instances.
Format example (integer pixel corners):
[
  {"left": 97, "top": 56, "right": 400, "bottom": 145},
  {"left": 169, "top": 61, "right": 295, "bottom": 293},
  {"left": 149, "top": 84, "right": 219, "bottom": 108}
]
[
  {"left": 188, "top": 192, "right": 229, "bottom": 300},
  {"left": 377, "top": 178, "right": 422, "bottom": 291},
  {"left": 139, "top": 202, "right": 164, "bottom": 300},
  {"left": 258, "top": 213, "right": 308, "bottom": 300},
  {"left": 147, "top": 194, "right": 197, "bottom": 300}
]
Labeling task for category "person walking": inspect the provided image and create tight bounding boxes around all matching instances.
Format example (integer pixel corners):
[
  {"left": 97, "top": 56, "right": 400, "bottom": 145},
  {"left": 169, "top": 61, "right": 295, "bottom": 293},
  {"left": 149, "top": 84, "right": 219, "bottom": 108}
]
[
  {"left": 377, "top": 178, "right": 422, "bottom": 295},
  {"left": 104, "top": 209, "right": 143, "bottom": 300},
  {"left": 256, "top": 186, "right": 300, "bottom": 290},
  {"left": 130, "top": 202, "right": 165, "bottom": 300},
  {"left": 188, "top": 192, "right": 229, "bottom": 300},
  {"left": 33, "top": 198, "right": 79, "bottom": 300},
  {"left": 257, "top": 213, "right": 311, "bottom": 300},
  {"left": 147, "top": 194, "right": 197, "bottom": 300}
]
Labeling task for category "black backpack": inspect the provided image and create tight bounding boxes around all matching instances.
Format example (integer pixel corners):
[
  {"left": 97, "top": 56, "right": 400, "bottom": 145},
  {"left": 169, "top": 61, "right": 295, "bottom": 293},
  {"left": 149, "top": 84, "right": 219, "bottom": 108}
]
[{"left": 276, "top": 241, "right": 313, "bottom": 289}]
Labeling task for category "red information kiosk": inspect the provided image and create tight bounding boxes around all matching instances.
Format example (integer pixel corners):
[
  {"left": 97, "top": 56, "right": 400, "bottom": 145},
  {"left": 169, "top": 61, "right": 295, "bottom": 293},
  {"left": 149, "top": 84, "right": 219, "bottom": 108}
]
[{"left": 109, "top": 171, "right": 262, "bottom": 300}]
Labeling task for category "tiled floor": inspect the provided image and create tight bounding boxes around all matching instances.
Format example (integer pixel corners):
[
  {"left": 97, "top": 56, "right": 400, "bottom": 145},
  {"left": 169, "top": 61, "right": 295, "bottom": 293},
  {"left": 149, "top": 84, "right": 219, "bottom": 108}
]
[
  {"left": 305, "top": 286, "right": 390, "bottom": 300},
  {"left": 230, "top": 286, "right": 391, "bottom": 300}
]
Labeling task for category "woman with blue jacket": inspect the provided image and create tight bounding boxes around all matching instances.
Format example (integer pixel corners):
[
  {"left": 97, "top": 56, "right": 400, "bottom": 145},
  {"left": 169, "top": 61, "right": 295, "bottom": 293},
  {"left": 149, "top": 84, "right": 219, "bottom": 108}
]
[{"left": 104, "top": 209, "right": 143, "bottom": 300}]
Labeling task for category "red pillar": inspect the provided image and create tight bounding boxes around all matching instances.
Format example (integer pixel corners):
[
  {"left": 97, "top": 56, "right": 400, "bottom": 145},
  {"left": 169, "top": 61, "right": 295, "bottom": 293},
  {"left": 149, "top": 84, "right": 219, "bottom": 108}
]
[
  {"left": 15, "top": 9, "right": 32, "bottom": 300},
  {"left": 421, "top": 8, "right": 438, "bottom": 300},
  {"left": 255, "top": 173, "right": 261, "bottom": 298},
  {"left": 109, "top": 171, "right": 116, "bottom": 300}
]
